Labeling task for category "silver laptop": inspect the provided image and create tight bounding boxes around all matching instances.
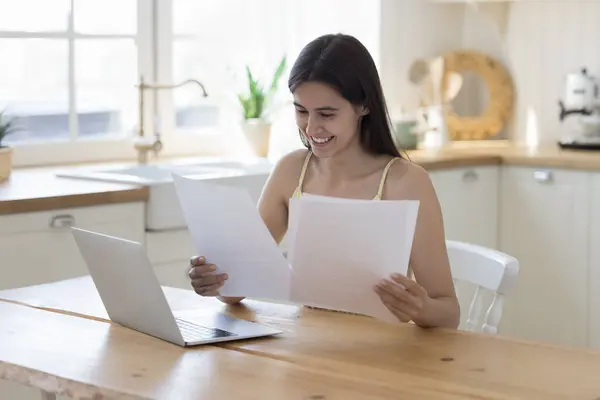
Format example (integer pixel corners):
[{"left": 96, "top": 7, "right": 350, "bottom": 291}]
[{"left": 71, "top": 227, "right": 283, "bottom": 347}]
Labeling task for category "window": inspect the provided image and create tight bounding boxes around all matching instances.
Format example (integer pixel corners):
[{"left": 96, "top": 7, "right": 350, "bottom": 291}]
[
  {"left": 3, "top": 0, "right": 380, "bottom": 167},
  {"left": 165, "top": 0, "right": 381, "bottom": 131},
  {"left": 159, "top": 0, "right": 381, "bottom": 157},
  {"left": 156, "top": 0, "right": 296, "bottom": 153},
  {"left": 0, "top": 0, "right": 146, "bottom": 146}
]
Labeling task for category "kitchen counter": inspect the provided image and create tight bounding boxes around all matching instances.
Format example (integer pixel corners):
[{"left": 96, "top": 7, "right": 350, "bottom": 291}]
[
  {"left": 405, "top": 141, "right": 600, "bottom": 171},
  {"left": 0, "top": 168, "right": 148, "bottom": 215},
  {"left": 1, "top": 141, "right": 598, "bottom": 215}
]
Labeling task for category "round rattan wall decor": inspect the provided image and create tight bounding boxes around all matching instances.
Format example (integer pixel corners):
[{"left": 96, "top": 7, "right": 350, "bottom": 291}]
[{"left": 441, "top": 50, "right": 515, "bottom": 140}]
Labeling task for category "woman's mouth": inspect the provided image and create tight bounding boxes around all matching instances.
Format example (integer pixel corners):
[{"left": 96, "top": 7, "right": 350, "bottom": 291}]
[{"left": 310, "top": 136, "right": 335, "bottom": 146}]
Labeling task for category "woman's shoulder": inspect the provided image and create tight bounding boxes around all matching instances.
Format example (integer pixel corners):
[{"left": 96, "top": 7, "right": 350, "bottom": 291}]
[
  {"left": 271, "top": 148, "right": 310, "bottom": 177},
  {"left": 276, "top": 148, "right": 310, "bottom": 169},
  {"left": 264, "top": 149, "right": 311, "bottom": 193},
  {"left": 385, "top": 157, "right": 436, "bottom": 200}
]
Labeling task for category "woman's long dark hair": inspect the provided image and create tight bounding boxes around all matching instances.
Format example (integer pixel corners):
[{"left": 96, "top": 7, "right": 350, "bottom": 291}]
[{"left": 288, "top": 33, "right": 402, "bottom": 158}]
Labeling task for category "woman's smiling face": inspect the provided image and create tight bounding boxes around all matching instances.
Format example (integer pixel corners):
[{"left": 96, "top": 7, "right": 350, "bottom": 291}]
[{"left": 293, "top": 81, "right": 367, "bottom": 158}]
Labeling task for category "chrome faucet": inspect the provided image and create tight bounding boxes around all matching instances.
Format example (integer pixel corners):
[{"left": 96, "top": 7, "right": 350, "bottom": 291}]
[{"left": 134, "top": 76, "right": 208, "bottom": 164}]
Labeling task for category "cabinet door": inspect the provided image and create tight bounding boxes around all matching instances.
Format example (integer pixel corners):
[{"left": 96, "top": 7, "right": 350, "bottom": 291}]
[
  {"left": 0, "top": 202, "right": 145, "bottom": 290},
  {"left": 429, "top": 166, "right": 499, "bottom": 249},
  {"left": 590, "top": 173, "right": 600, "bottom": 349},
  {"left": 146, "top": 229, "right": 194, "bottom": 289},
  {"left": 154, "top": 260, "right": 192, "bottom": 290},
  {"left": 498, "top": 166, "right": 590, "bottom": 348}
]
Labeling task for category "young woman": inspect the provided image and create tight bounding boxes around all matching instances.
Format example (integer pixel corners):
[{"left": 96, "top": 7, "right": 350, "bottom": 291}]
[{"left": 188, "top": 33, "right": 460, "bottom": 329}]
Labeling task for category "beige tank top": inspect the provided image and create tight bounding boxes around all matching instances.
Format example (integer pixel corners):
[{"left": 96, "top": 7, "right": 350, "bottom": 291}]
[{"left": 291, "top": 151, "right": 400, "bottom": 200}]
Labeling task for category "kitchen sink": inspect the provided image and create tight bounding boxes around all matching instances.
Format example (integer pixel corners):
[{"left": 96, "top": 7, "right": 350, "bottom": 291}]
[
  {"left": 56, "top": 158, "right": 273, "bottom": 230},
  {"left": 56, "top": 159, "right": 262, "bottom": 185}
]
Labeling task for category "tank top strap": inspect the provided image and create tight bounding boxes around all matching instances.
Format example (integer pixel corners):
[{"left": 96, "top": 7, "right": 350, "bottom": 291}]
[
  {"left": 374, "top": 157, "right": 401, "bottom": 200},
  {"left": 292, "top": 151, "right": 312, "bottom": 198}
]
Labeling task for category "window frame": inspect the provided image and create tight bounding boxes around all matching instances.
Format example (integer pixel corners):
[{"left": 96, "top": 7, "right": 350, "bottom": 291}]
[
  {"left": 152, "top": 0, "right": 226, "bottom": 163},
  {"left": 8, "top": 0, "right": 225, "bottom": 168},
  {"left": 8, "top": 0, "right": 382, "bottom": 167}
]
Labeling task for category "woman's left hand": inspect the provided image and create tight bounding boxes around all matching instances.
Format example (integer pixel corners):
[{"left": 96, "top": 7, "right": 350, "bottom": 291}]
[{"left": 374, "top": 273, "right": 430, "bottom": 323}]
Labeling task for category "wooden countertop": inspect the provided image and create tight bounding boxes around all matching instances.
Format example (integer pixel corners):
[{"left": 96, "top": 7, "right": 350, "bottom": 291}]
[
  {"left": 0, "top": 168, "right": 148, "bottom": 215},
  {"left": 3, "top": 277, "right": 600, "bottom": 399},
  {"left": 405, "top": 141, "right": 600, "bottom": 171},
  {"left": 1, "top": 141, "right": 599, "bottom": 215}
]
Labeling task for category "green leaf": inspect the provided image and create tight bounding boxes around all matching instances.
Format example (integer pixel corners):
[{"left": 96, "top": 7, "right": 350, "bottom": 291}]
[
  {"left": 239, "top": 56, "right": 287, "bottom": 120},
  {"left": 0, "top": 110, "right": 17, "bottom": 146},
  {"left": 268, "top": 56, "right": 287, "bottom": 95}
]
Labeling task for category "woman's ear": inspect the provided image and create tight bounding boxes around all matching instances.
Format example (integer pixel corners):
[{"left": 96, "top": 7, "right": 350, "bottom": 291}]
[{"left": 358, "top": 105, "right": 369, "bottom": 116}]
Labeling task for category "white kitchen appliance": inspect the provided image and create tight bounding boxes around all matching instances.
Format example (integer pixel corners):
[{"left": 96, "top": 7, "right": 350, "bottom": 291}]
[{"left": 558, "top": 67, "right": 600, "bottom": 150}]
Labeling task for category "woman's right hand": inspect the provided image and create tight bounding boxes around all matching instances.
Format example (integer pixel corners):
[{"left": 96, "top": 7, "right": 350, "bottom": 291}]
[{"left": 188, "top": 256, "right": 228, "bottom": 296}]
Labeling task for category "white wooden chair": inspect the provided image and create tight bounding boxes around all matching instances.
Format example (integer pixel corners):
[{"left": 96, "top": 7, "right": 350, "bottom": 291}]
[{"left": 446, "top": 240, "right": 519, "bottom": 334}]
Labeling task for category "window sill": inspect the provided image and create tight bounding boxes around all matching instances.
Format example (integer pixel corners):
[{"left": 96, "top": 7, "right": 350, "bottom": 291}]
[{"left": 10, "top": 129, "right": 230, "bottom": 168}]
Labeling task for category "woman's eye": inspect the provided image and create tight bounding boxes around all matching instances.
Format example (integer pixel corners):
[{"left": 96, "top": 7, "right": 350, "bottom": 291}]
[
  {"left": 295, "top": 109, "right": 307, "bottom": 115},
  {"left": 321, "top": 113, "right": 334, "bottom": 118}
]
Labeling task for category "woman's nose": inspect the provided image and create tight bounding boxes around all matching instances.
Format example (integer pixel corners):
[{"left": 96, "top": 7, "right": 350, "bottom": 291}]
[{"left": 305, "top": 116, "right": 321, "bottom": 136}]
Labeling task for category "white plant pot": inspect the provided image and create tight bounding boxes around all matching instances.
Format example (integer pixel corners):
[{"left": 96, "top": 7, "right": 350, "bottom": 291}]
[
  {"left": 0, "top": 146, "right": 12, "bottom": 181},
  {"left": 242, "top": 118, "right": 271, "bottom": 157}
]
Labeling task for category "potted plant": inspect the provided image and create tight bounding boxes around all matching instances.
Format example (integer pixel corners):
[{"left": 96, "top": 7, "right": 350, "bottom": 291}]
[
  {"left": 0, "top": 110, "right": 17, "bottom": 181},
  {"left": 237, "top": 56, "right": 287, "bottom": 157}
]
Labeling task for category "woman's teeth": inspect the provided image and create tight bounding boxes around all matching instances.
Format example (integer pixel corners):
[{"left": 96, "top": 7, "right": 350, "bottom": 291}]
[{"left": 312, "top": 136, "right": 334, "bottom": 144}]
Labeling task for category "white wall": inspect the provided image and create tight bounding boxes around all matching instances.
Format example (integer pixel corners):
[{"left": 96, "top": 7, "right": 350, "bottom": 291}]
[
  {"left": 380, "top": 0, "right": 600, "bottom": 145},
  {"left": 378, "top": 1, "right": 512, "bottom": 139},
  {"left": 436, "top": 0, "right": 600, "bottom": 145},
  {"left": 379, "top": 0, "right": 465, "bottom": 119},
  {"left": 271, "top": 0, "right": 467, "bottom": 158},
  {"left": 281, "top": 0, "right": 600, "bottom": 149},
  {"left": 504, "top": 0, "right": 600, "bottom": 145}
]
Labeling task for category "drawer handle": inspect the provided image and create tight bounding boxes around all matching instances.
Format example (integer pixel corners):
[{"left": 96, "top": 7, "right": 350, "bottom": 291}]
[
  {"left": 462, "top": 170, "right": 478, "bottom": 181},
  {"left": 533, "top": 170, "right": 553, "bottom": 183},
  {"left": 49, "top": 214, "right": 76, "bottom": 229}
]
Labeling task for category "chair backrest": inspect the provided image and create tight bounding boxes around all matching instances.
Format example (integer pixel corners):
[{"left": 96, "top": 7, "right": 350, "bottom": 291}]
[{"left": 446, "top": 240, "right": 519, "bottom": 334}]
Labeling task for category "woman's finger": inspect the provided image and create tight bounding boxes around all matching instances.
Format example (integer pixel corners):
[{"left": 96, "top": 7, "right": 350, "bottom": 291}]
[
  {"left": 375, "top": 288, "right": 420, "bottom": 319},
  {"left": 188, "top": 264, "right": 218, "bottom": 279},
  {"left": 377, "top": 291, "right": 412, "bottom": 322},
  {"left": 378, "top": 279, "right": 423, "bottom": 312},
  {"left": 391, "top": 273, "right": 428, "bottom": 298},
  {"left": 189, "top": 255, "right": 206, "bottom": 266},
  {"left": 194, "top": 282, "right": 223, "bottom": 296},
  {"left": 386, "top": 302, "right": 412, "bottom": 323},
  {"left": 190, "top": 274, "right": 227, "bottom": 289}
]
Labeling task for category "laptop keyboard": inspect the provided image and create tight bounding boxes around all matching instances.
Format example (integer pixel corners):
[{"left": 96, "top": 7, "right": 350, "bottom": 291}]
[{"left": 175, "top": 317, "right": 237, "bottom": 342}]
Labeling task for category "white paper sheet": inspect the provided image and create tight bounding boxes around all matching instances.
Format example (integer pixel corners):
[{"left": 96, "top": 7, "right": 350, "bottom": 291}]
[
  {"left": 172, "top": 174, "right": 292, "bottom": 300},
  {"left": 287, "top": 195, "right": 419, "bottom": 321}
]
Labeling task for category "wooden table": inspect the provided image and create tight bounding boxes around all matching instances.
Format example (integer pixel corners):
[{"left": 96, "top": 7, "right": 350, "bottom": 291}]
[{"left": 2, "top": 277, "right": 600, "bottom": 399}]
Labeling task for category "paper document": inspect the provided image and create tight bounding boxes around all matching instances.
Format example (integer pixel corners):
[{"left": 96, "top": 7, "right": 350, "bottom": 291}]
[
  {"left": 288, "top": 195, "right": 419, "bottom": 321},
  {"left": 172, "top": 174, "right": 292, "bottom": 300}
]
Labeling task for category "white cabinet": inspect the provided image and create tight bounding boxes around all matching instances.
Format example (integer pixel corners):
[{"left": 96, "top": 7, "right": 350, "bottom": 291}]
[
  {"left": 429, "top": 165, "right": 499, "bottom": 330},
  {"left": 429, "top": 165, "right": 499, "bottom": 249},
  {"left": 0, "top": 202, "right": 145, "bottom": 290},
  {"left": 146, "top": 229, "right": 195, "bottom": 290},
  {"left": 590, "top": 174, "right": 600, "bottom": 349},
  {"left": 498, "top": 166, "right": 590, "bottom": 348},
  {"left": 0, "top": 201, "right": 145, "bottom": 399}
]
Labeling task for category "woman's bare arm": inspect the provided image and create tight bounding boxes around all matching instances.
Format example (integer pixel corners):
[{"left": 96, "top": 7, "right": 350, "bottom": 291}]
[{"left": 388, "top": 163, "right": 460, "bottom": 328}]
